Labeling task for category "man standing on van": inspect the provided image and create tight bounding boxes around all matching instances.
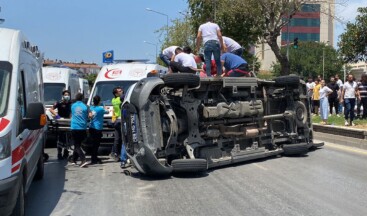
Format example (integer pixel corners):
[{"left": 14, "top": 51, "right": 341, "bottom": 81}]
[
  {"left": 111, "top": 87, "right": 127, "bottom": 164},
  {"left": 196, "top": 17, "right": 225, "bottom": 77},
  {"left": 49, "top": 90, "right": 72, "bottom": 160},
  {"left": 71, "top": 93, "right": 89, "bottom": 167}
]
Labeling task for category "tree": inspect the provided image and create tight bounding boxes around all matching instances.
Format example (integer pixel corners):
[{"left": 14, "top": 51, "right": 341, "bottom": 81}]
[
  {"left": 187, "top": 0, "right": 345, "bottom": 75},
  {"left": 85, "top": 73, "right": 97, "bottom": 88},
  {"left": 272, "top": 41, "right": 344, "bottom": 79},
  {"left": 338, "top": 7, "right": 367, "bottom": 63}
]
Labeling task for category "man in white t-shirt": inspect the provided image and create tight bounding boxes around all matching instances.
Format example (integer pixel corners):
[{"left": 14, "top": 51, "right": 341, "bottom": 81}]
[
  {"left": 340, "top": 74, "right": 360, "bottom": 126},
  {"left": 223, "top": 36, "right": 243, "bottom": 56},
  {"left": 169, "top": 47, "right": 202, "bottom": 74},
  {"left": 196, "top": 18, "right": 225, "bottom": 77},
  {"left": 159, "top": 45, "right": 179, "bottom": 66}
]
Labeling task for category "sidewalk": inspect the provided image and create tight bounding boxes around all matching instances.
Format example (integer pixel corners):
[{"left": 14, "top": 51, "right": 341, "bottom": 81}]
[{"left": 313, "top": 123, "right": 367, "bottom": 150}]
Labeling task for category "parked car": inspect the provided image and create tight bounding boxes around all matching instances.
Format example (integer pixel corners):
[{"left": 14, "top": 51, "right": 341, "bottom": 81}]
[{"left": 122, "top": 73, "right": 323, "bottom": 176}]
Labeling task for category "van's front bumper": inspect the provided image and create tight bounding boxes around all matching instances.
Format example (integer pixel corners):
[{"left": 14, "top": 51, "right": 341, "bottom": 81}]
[{"left": 0, "top": 173, "right": 20, "bottom": 216}]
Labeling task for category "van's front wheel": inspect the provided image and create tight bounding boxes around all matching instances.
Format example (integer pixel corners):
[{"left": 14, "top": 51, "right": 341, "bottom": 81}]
[{"left": 11, "top": 175, "right": 25, "bottom": 216}]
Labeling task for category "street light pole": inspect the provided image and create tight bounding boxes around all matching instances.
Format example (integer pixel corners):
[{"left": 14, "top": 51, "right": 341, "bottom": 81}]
[
  {"left": 146, "top": 8, "right": 169, "bottom": 39},
  {"left": 143, "top": 41, "right": 158, "bottom": 63}
]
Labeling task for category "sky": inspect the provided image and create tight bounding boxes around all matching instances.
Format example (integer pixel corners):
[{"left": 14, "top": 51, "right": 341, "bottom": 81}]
[{"left": 0, "top": 0, "right": 364, "bottom": 65}]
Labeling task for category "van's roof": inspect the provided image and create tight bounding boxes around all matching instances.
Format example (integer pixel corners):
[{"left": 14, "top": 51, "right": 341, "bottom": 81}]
[
  {"left": 96, "top": 62, "right": 167, "bottom": 82},
  {"left": 0, "top": 28, "right": 22, "bottom": 62}
]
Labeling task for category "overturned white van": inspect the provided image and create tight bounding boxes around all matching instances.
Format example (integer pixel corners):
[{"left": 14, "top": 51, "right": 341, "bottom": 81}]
[
  {"left": 0, "top": 28, "right": 47, "bottom": 216},
  {"left": 87, "top": 60, "right": 167, "bottom": 147}
]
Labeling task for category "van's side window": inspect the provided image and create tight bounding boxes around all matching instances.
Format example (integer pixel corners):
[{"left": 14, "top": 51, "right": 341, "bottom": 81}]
[{"left": 16, "top": 71, "right": 26, "bottom": 135}]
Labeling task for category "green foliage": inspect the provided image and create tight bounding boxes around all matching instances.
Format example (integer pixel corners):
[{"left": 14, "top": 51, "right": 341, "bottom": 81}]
[
  {"left": 271, "top": 41, "right": 344, "bottom": 79},
  {"left": 85, "top": 73, "right": 98, "bottom": 87},
  {"left": 338, "top": 7, "right": 367, "bottom": 63}
]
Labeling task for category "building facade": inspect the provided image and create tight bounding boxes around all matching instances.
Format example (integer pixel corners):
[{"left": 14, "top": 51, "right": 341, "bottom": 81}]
[{"left": 256, "top": 0, "right": 335, "bottom": 72}]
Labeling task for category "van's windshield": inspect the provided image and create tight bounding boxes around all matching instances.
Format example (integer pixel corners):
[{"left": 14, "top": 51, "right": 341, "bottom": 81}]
[
  {"left": 0, "top": 67, "right": 11, "bottom": 117},
  {"left": 44, "top": 83, "right": 66, "bottom": 105},
  {"left": 91, "top": 81, "right": 136, "bottom": 106}
]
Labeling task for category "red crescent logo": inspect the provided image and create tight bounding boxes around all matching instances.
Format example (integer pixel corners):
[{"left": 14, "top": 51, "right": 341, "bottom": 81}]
[
  {"left": 0, "top": 118, "right": 10, "bottom": 132},
  {"left": 104, "top": 69, "right": 122, "bottom": 79}
]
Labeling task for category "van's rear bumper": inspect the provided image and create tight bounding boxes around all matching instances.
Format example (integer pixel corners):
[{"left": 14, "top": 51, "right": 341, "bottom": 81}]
[{"left": 0, "top": 173, "right": 20, "bottom": 216}]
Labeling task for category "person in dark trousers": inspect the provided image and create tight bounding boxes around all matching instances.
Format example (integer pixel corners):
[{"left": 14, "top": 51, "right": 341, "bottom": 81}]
[
  {"left": 111, "top": 87, "right": 125, "bottom": 162},
  {"left": 341, "top": 74, "right": 360, "bottom": 126},
  {"left": 71, "top": 93, "right": 89, "bottom": 167},
  {"left": 327, "top": 76, "right": 340, "bottom": 115},
  {"left": 49, "top": 90, "right": 72, "bottom": 160},
  {"left": 89, "top": 95, "right": 108, "bottom": 164},
  {"left": 196, "top": 17, "right": 225, "bottom": 77},
  {"left": 358, "top": 74, "right": 367, "bottom": 119},
  {"left": 220, "top": 52, "right": 251, "bottom": 77}
]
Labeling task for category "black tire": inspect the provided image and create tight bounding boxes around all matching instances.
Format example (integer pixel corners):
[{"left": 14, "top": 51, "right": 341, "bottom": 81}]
[
  {"left": 293, "top": 101, "right": 307, "bottom": 128},
  {"left": 282, "top": 143, "right": 309, "bottom": 156},
  {"left": 34, "top": 151, "right": 44, "bottom": 180},
  {"left": 172, "top": 159, "right": 208, "bottom": 173},
  {"left": 11, "top": 175, "right": 25, "bottom": 216},
  {"left": 163, "top": 73, "right": 200, "bottom": 89},
  {"left": 275, "top": 75, "right": 300, "bottom": 86}
]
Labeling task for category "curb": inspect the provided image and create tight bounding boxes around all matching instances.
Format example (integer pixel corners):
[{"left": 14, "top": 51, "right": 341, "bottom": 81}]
[
  {"left": 313, "top": 123, "right": 367, "bottom": 150},
  {"left": 313, "top": 123, "right": 367, "bottom": 140}
]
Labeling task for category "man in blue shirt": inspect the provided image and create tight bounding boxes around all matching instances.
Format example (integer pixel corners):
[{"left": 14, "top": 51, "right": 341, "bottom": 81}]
[
  {"left": 89, "top": 95, "right": 108, "bottom": 164},
  {"left": 220, "top": 52, "right": 251, "bottom": 77},
  {"left": 71, "top": 93, "right": 89, "bottom": 168}
]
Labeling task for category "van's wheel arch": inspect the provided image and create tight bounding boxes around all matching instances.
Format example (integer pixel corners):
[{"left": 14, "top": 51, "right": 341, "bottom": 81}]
[
  {"left": 163, "top": 73, "right": 200, "bottom": 89},
  {"left": 35, "top": 150, "right": 44, "bottom": 180},
  {"left": 11, "top": 174, "right": 25, "bottom": 216}
]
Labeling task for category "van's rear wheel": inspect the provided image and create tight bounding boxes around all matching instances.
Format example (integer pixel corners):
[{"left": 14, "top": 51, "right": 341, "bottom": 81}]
[{"left": 11, "top": 175, "right": 25, "bottom": 216}]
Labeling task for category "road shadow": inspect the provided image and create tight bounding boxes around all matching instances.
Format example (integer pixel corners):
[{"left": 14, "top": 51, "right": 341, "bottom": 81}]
[{"left": 25, "top": 150, "right": 67, "bottom": 216}]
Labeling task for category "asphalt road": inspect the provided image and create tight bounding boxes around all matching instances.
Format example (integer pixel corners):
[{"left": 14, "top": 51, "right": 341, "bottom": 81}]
[{"left": 26, "top": 141, "right": 367, "bottom": 216}]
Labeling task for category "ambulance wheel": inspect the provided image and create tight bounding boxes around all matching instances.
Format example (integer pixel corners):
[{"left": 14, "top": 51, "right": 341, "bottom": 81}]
[
  {"left": 35, "top": 151, "right": 44, "bottom": 180},
  {"left": 11, "top": 175, "right": 25, "bottom": 216}
]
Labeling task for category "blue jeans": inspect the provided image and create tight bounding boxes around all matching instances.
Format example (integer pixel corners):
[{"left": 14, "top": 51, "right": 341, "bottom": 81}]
[
  {"left": 344, "top": 98, "right": 356, "bottom": 121},
  {"left": 120, "top": 144, "right": 127, "bottom": 162},
  {"left": 204, "top": 40, "right": 222, "bottom": 76},
  {"left": 159, "top": 53, "right": 171, "bottom": 67}
]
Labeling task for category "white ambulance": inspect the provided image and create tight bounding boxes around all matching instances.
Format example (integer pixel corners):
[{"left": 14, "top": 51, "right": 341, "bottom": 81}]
[
  {"left": 42, "top": 66, "right": 80, "bottom": 109},
  {"left": 0, "top": 28, "right": 47, "bottom": 216},
  {"left": 87, "top": 60, "right": 167, "bottom": 146},
  {"left": 79, "top": 78, "right": 90, "bottom": 100}
]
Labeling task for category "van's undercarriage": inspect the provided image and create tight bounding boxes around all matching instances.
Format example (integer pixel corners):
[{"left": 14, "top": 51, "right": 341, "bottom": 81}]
[{"left": 122, "top": 74, "right": 323, "bottom": 176}]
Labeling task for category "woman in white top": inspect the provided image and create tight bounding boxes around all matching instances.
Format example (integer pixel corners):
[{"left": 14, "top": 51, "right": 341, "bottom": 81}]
[{"left": 319, "top": 79, "right": 333, "bottom": 124}]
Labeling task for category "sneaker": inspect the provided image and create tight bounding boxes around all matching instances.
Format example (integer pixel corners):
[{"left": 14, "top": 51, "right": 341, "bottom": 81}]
[
  {"left": 351, "top": 121, "right": 355, "bottom": 126},
  {"left": 329, "top": 114, "right": 331, "bottom": 117},
  {"left": 80, "top": 160, "right": 88, "bottom": 168},
  {"left": 70, "top": 161, "right": 78, "bottom": 166},
  {"left": 120, "top": 162, "right": 126, "bottom": 169},
  {"left": 337, "top": 114, "right": 340, "bottom": 117},
  {"left": 345, "top": 120, "right": 349, "bottom": 126},
  {"left": 113, "top": 154, "right": 121, "bottom": 162}
]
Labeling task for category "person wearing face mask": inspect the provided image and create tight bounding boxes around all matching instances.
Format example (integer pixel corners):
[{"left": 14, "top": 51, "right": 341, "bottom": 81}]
[{"left": 50, "top": 90, "right": 72, "bottom": 160}]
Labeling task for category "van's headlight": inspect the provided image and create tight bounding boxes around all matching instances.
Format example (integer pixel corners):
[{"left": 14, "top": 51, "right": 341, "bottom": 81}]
[{"left": 0, "top": 131, "right": 11, "bottom": 160}]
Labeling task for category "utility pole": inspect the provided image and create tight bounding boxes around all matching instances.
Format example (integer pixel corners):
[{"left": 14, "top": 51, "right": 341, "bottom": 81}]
[{"left": 0, "top": 7, "right": 5, "bottom": 24}]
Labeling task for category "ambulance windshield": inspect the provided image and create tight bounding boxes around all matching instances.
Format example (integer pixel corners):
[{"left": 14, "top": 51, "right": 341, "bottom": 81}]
[
  {"left": 44, "top": 83, "right": 66, "bottom": 105},
  {"left": 0, "top": 68, "right": 11, "bottom": 117}
]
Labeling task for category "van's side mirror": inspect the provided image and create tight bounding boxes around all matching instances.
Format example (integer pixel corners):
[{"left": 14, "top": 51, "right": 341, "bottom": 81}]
[{"left": 22, "top": 102, "right": 47, "bottom": 130}]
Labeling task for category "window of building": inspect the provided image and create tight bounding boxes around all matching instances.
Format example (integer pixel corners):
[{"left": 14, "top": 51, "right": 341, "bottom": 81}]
[
  {"left": 281, "top": 33, "right": 320, "bottom": 42},
  {"left": 301, "top": 4, "right": 320, "bottom": 12},
  {"left": 290, "top": 18, "right": 320, "bottom": 27}
]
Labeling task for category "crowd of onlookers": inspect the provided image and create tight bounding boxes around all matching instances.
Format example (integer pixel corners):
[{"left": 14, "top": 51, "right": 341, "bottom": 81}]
[{"left": 306, "top": 73, "right": 367, "bottom": 126}]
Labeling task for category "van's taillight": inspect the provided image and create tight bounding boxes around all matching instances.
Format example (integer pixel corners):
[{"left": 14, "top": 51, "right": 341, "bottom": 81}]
[{"left": 0, "top": 131, "right": 11, "bottom": 160}]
